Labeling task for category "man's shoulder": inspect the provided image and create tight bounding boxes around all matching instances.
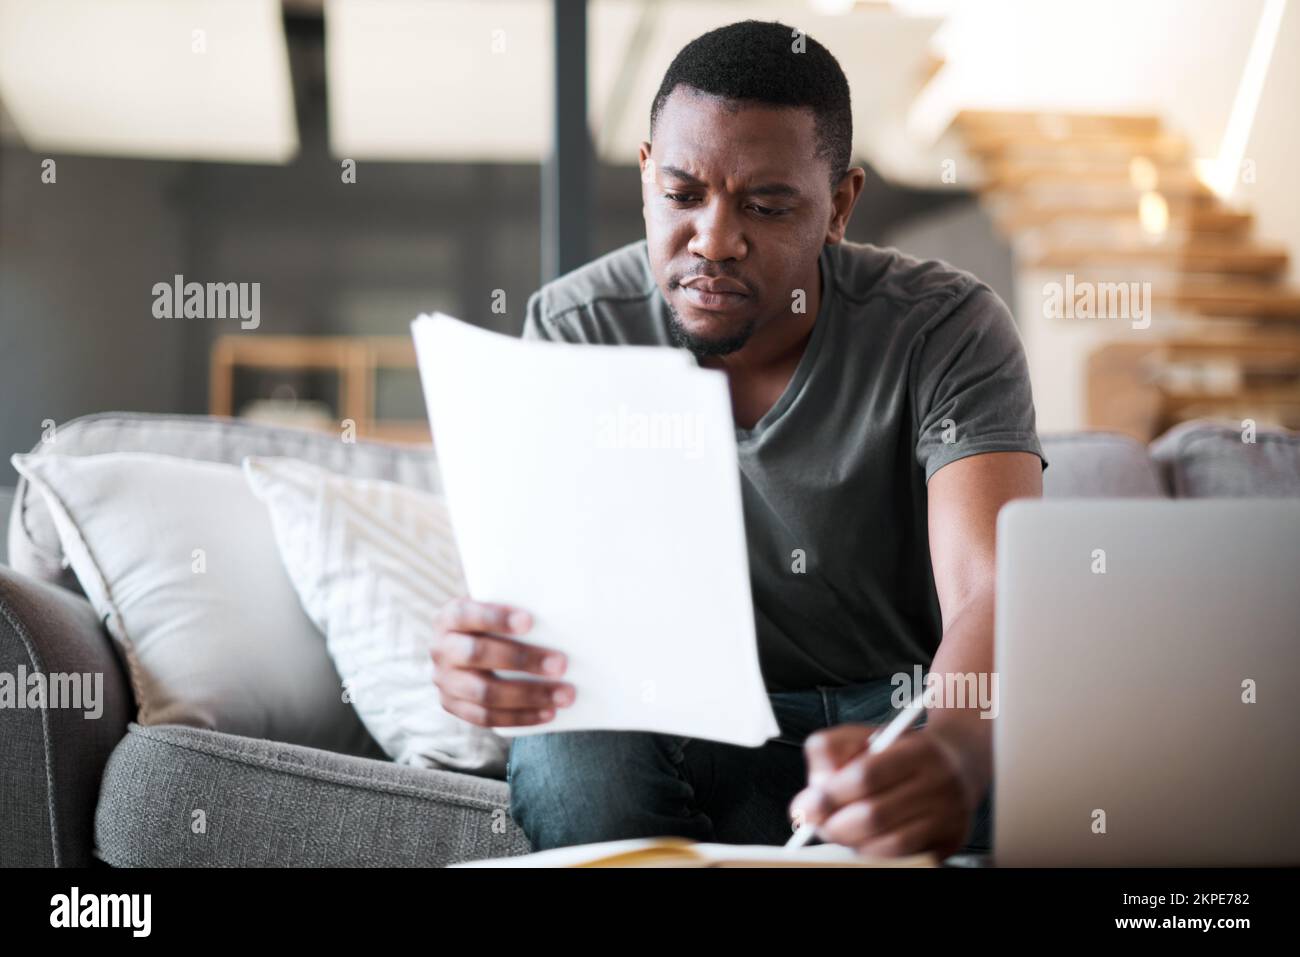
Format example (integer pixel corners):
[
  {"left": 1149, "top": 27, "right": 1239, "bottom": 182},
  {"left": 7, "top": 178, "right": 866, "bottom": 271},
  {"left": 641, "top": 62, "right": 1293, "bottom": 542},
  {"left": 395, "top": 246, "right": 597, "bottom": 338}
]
[
  {"left": 825, "top": 240, "right": 1015, "bottom": 352},
  {"left": 531, "top": 240, "right": 658, "bottom": 327},
  {"left": 828, "top": 240, "right": 984, "bottom": 313}
]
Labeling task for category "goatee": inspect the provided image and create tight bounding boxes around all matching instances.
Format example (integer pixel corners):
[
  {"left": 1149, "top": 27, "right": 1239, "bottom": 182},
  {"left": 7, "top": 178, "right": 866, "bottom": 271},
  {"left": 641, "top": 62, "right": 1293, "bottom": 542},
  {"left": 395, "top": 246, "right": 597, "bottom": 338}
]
[{"left": 665, "top": 305, "right": 756, "bottom": 358}]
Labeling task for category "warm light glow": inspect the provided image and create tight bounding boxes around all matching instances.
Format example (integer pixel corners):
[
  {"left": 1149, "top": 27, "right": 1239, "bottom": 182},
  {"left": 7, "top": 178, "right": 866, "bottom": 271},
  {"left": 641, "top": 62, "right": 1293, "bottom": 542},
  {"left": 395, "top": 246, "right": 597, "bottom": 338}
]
[
  {"left": 1199, "top": 0, "right": 1287, "bottom": 199},
  {"left": 1129, "top": 156, "right": 1159, "bottom": 192},
  {"left": 1138, "top": 191, "right": 1170, "bottom": 238}
]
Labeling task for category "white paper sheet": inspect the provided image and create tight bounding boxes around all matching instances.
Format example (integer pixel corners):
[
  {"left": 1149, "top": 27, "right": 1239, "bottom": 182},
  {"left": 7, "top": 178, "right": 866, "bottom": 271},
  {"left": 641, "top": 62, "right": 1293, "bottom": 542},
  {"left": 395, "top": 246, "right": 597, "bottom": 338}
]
[{"left": 412, "top": 312, "right": 779, "bottom": 746}]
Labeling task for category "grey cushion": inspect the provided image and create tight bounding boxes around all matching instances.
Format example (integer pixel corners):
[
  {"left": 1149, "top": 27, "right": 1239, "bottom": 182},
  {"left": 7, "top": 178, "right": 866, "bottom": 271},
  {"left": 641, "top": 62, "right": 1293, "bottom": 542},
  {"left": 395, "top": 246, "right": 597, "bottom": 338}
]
[
  {"left": 95, "top": 723, "right": 531, "bottom": 867},
  {"left": 8, "top": 412, "right": 443, "bottom": 594},
  {"left": 1151, "top": 419, "right": 1300, "bottom": 498},
  {"left": 1040, "top": 432, "right": 1166, "bottom": 498}
]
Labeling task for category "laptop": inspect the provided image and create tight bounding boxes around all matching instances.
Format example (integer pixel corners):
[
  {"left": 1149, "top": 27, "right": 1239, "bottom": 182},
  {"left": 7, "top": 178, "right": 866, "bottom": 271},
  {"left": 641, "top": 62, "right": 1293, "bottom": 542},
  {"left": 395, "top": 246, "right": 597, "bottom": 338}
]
[{"left": 994, "top": 499, "right": 1300, "bottom": 866}]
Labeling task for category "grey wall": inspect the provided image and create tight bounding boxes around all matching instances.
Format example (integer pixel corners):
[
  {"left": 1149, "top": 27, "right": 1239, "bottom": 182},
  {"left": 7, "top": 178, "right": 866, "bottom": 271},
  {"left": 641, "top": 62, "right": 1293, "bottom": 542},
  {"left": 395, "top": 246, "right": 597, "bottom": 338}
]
[
  {"left": 0, "top": 147, "right": 623, "bottom": 483},
  {"left": 0, "top": 150, "right": 191, "bottom": 479}
]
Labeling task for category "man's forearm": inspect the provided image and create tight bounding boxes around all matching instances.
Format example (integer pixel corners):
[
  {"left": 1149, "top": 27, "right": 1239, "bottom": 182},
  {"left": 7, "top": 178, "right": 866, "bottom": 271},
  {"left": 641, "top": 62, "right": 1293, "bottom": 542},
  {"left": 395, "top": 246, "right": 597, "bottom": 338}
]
[{"left": 923, "top": 586, "right": 996, "bottom": 797}]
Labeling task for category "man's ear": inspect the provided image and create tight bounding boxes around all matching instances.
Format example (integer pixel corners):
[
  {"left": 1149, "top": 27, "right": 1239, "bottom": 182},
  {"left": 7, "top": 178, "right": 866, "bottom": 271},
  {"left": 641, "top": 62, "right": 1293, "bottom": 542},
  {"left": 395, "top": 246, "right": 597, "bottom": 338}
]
[
  {"left": 824, "top": 166, "right": 866, "bottom": 244},
  {"left": 638, "top": 142, "right": 655, "bottom": 184},
  {"left": 638, "top": 143, "right": 656, "bottom": 221}
]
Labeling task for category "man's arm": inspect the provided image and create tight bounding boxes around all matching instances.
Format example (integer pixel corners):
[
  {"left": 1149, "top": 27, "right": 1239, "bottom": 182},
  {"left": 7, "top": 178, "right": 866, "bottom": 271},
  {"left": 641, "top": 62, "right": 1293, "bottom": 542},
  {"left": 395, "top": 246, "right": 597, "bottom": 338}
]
[
  {"left": 789, "top": 451, "right": 1041, "bottom": 858},
  {"left": 922, "top": 450, "right": 1043, "bottom": 797}
]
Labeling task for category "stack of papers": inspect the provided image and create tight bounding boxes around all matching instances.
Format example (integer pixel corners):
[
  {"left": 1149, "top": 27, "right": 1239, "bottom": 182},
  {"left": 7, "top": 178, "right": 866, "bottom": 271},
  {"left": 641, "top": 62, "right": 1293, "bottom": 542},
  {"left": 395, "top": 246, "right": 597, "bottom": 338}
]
[{"left": 412, "top": 313, "right": 779, "bottom": 747}]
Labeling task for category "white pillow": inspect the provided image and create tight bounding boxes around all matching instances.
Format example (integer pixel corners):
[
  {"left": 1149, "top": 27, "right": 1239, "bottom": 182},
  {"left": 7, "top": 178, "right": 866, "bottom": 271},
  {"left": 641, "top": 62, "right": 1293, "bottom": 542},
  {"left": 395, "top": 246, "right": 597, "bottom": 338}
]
[
  {"left": 243, "top": 456, "right": 509, "bottom": 776},
  {"left": 10, "top": 451, "right": 377, "bottom": 755}
]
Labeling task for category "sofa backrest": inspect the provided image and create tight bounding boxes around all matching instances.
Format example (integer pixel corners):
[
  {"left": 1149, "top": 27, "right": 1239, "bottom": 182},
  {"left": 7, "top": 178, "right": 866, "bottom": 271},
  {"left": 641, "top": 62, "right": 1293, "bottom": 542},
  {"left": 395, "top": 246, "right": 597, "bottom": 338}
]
[
  {"left": 1151, "top": 419, "right": 1300, "bottom": 497},
  {"left": 8, "top": 412, "right": 443, "bottom": 593},
  {"left": 8, "top": 412, "right": 1298, "bottom": 594},
  {"left": 1039, "top": 432, "right": 1166, "bottom": 498}
]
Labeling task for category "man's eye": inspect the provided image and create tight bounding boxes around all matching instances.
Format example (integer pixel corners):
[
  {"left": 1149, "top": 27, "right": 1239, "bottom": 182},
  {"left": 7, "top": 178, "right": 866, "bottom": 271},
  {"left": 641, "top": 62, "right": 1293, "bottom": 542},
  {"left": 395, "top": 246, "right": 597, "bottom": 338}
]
[
  {"left": 749, "top": 204, "right": 788, "bottom": 217},
  {"left": 664, "top": 192, "right": 697, "bottom": 204}
]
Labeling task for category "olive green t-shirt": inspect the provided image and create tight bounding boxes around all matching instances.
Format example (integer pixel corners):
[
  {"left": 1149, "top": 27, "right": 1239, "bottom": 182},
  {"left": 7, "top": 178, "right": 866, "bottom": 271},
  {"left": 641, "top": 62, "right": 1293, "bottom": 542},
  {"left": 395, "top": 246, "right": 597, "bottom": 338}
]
[{"left": 522, "top": 239, "right": 1047, "bottom": 693}]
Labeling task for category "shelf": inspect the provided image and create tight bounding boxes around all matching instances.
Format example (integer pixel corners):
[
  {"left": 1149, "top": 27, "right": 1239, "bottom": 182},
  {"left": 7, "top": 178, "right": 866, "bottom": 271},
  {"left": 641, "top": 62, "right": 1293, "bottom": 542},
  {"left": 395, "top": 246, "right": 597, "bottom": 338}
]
[{"left": 209, "top": 334, "right": 430, "bottom": 446}]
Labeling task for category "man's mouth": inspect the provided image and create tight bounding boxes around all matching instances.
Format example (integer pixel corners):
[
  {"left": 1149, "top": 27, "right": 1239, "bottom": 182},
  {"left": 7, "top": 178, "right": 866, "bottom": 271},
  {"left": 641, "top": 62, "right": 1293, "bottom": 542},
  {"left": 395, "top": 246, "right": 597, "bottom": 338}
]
[{"left": 676, "top": 275, "right": 751, "bottom": 312}]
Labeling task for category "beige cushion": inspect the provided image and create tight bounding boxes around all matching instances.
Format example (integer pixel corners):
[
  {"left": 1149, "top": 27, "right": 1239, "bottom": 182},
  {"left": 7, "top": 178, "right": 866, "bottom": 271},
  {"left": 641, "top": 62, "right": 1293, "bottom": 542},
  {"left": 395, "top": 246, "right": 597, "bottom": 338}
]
[{"left": 9, "top": 451, "right": 378, "bottom": 757}]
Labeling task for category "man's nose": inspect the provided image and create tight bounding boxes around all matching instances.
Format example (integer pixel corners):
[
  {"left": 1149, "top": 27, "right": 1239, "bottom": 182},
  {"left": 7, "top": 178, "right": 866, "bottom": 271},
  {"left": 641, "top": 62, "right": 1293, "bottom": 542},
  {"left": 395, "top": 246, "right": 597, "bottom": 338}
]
[{"left": 687, "top": 199, "right": 747, "bottom": 261}]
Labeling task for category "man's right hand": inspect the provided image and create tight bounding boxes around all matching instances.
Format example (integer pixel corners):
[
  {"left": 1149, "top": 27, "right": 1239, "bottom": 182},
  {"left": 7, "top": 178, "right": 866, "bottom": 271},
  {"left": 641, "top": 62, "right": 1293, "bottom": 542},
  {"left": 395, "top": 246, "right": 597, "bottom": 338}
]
[{"left": 431, "top": 598, "right": 574, "bottom": 728}]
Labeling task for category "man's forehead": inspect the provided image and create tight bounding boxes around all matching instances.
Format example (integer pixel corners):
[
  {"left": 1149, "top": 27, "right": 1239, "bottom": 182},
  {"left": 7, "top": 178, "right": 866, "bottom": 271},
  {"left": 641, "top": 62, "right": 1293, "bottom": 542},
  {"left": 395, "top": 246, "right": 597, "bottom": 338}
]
[
  {"left": 653, "top": 160, "right": 803, "bottom": 197},
  {"left": 652, "top": 89, "right": 821, "bottom": 186}
]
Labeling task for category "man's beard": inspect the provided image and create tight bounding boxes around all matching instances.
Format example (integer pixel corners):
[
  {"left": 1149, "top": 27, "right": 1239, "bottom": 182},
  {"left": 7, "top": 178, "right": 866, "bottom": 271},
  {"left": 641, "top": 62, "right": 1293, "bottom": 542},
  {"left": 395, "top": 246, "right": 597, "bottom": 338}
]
[{"left": 665, "top": 304, "right": 757, "bottom": 358}]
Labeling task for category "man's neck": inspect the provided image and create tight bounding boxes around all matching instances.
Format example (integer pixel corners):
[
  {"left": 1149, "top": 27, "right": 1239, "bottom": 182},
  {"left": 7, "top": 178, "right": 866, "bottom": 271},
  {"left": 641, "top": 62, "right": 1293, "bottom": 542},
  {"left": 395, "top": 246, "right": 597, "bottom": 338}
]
[{"left": 699, "top": 257, "right": 822, "bottom": 430}]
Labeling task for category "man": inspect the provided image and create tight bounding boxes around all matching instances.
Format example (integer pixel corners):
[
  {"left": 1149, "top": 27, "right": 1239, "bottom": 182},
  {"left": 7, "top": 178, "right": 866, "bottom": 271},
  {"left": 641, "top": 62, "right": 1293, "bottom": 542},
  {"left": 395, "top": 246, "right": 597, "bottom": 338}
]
[{"left": 431, "top": 20, "right": 1046, "bottom": 859}]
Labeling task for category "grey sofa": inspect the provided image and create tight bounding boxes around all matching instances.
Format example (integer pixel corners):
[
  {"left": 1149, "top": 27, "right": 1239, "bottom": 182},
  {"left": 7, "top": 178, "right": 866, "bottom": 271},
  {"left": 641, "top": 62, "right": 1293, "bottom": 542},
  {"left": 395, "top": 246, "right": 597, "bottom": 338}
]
[{"left": 2, "top": 412, "right": 1298, "bottom": 867}]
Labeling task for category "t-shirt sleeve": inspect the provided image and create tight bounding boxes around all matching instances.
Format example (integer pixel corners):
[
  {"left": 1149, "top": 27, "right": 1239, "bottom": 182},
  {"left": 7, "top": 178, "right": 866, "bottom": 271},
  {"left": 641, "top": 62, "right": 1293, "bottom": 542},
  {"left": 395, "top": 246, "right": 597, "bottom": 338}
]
[
  {"left": 912, "top": 284, "right": 1049, "bottom": 482},
  {"left": 521, "top": 291, "right": 582, "bottom": 343}
]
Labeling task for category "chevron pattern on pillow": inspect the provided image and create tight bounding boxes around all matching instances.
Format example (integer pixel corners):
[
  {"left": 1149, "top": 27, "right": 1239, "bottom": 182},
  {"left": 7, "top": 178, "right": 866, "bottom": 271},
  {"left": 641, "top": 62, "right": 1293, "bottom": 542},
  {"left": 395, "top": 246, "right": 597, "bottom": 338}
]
[{"left": 244, "top": 455, "right": 509, "bottom": 776}]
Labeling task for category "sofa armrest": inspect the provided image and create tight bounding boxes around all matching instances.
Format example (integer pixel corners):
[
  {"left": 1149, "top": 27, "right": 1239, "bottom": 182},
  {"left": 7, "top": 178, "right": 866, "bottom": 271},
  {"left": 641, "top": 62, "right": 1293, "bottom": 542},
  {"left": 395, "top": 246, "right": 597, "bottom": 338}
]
[{"left": 0, "top": 564, "right": 132, "bottom": 866}]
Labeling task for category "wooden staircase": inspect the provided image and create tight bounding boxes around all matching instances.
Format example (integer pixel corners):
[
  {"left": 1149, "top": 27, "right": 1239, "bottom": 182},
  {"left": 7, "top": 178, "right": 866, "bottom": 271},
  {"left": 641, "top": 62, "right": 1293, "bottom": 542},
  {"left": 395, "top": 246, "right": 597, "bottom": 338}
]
[{"left": 954, "top": 110, "right": 1300, "bottom": 441}]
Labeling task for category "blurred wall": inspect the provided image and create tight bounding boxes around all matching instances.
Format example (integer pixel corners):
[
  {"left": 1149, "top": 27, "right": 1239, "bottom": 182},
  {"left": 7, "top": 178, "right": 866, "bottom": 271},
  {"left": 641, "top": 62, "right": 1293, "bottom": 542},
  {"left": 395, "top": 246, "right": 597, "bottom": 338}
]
[
  {"left": 0, "top": 150, "right": 190, "bottom": 470},
  {"left": 0, "top": 146, "right": 557, "bottom": 481}
]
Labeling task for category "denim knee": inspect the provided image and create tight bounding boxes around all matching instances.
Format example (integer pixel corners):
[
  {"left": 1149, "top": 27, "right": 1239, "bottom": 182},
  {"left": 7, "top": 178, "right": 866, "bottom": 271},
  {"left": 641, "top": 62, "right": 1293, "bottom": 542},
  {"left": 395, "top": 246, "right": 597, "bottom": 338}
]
[{"left": 507, "top": 730, "right": 711, "bottom": 851}]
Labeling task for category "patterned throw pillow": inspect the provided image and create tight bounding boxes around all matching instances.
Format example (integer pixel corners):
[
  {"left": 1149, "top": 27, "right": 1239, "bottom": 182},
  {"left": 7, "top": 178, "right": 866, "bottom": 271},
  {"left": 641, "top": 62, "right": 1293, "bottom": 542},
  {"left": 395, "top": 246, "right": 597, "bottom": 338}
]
[{"left": 244, "top": 456, "right": 509, "bottom": 776}]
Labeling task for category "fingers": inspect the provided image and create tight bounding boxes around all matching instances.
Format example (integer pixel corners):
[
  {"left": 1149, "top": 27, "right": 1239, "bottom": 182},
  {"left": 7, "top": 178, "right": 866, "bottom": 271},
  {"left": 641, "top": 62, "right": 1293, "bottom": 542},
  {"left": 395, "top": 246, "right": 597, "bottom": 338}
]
[
  {"left": 435, "top": 599, "right": 565, "bottom": 675},
  {"left": 789, "top": 731, "right": 926, "bottom": 828},
  {"left": 816, "top": 775, "right": 936, "bottom": 848},
  {"left": 438, "top": 598, "right": 535, "bottom": 640},
  {"left": 437, "top": 666, "right": 574, "bottom": 712},
  {"left": 855, "top": 814, "right": 943, "bottom": 859},
  {"left": 815, "top": 732, "right": 926, "bottom": 807},
  {"left": 802, "top": 724, "right": 875, "bottom": 787},
  {"left": 439, "top": 696, "right": 557, "bottom": 728},
  {"left": 790, "top": 728, "right": 972, "bottom": 859},
  {"left": 435, "top": 630, "right": 567, "bottom": 676},
  {"left": 432, "top": 599, "right": 572, "bottom": 729}
]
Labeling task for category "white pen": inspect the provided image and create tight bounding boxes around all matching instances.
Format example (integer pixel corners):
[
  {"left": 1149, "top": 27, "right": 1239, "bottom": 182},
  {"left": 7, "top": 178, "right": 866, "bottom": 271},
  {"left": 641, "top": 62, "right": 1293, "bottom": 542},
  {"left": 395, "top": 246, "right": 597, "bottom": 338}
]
[{"left": 784, "top": 687, "right": 928, "bottom": 849}]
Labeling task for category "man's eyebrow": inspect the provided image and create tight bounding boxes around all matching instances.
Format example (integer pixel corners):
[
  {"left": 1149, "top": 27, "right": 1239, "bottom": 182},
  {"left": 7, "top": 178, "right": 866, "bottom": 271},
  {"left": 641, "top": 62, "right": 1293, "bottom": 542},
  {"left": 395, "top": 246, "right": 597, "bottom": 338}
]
[
  {"left": 747, "top": 182, "right": 802, "bottom": 199},
  {"left": 658, "top": 165, "right": 704, "bottom": 185},
  {"left": 657, "top": 166, "right": 802, "bottom": 199}
]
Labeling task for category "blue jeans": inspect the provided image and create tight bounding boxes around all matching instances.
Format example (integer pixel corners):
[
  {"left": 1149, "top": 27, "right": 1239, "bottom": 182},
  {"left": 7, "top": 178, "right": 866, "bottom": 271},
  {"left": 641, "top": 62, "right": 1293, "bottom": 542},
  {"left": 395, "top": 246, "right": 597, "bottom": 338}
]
[{"left": 507, "top": 676, "right": 993, "bottom": 854}]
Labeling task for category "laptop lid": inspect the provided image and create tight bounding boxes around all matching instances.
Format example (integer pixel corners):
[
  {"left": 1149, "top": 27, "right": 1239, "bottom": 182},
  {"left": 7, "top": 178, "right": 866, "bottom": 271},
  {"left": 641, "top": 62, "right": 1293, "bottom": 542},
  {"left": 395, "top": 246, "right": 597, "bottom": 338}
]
[{"left": 994, "top": 499, "right": 1300, "bottom": 866}]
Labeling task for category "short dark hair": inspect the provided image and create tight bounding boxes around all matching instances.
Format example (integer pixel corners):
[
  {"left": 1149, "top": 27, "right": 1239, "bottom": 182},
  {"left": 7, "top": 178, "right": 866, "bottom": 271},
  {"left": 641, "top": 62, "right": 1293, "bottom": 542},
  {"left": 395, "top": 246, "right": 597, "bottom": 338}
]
[{"left": 649, "top": 20, "right": 853, "bottom": 191}]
